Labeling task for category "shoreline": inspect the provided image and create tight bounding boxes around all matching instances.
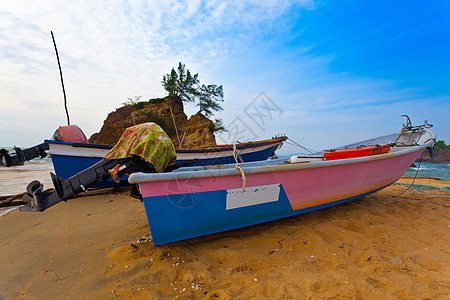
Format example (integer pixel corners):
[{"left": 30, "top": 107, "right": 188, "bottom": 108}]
[{"left": 0, "top": 178, "right": 449, "bottom": 298}]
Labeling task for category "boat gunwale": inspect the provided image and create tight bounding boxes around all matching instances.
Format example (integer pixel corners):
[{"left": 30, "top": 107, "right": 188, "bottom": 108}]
[
  {"left": 44, "top": 138, "right": 284, "bottom": 153},
  {"left": 129, "top": 142, "right": 433, "bottom": 184},
  {"left": 45, "top": 139, "right": 113, "bottom": 149}
]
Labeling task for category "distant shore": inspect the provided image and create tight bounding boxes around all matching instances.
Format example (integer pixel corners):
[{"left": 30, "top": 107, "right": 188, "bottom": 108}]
[{"left": 0, "top": 177, "right": 448, "bottom": 298}]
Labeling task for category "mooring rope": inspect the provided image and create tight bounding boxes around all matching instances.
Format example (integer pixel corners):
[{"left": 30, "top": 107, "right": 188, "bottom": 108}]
[
  {"left": 394, "top": 152, "right": 423, "bottom": 197},
  {"left": 233, "top": 144, "right": 246, "bottom": 192},
  {"left": 393, "top": 182, "right": 450, "bottom": 195},
  {"left": 286, "top": 138, "right": 316, "bottom": 153}
]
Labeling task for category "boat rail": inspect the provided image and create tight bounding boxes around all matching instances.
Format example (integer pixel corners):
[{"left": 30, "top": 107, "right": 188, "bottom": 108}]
[{"left": 129, "top": 126, "right": 435, "bottom": 183}]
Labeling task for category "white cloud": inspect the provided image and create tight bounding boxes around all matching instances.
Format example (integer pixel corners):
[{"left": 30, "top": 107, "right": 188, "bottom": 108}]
[
  {"left": 0, "top": 0, "right": 318, "bottom": 146},
  {"left": 1, "top": 0, "right": 447, "bottom": 151}
]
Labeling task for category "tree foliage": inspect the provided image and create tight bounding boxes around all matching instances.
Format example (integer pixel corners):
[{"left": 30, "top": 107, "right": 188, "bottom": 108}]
[
  {"left": 122, "top": 96, "right": 142, "bottom": 106},
  {"left": 205, "top": 118, "right": 227, "bottom": 133},
  {"left": 162, "top": 62, "right": 224, "bottom": 117},
  {"left": 197, "top": 84, "right": 224, "bottom": 117},
  {"left": 161, "top": 63, "right": 199, "bottom": 102},
  {"left": 435, "top": 140, "right": 448, "bottom": 149},
  {"left": 212, "top": 118, "right": 226, "bottom": 133}
]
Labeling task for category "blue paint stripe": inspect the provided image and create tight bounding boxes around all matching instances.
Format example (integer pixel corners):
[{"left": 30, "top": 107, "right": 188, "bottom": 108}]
[{"left": 143, "top": 184, "right": 392, "bottom": 245}]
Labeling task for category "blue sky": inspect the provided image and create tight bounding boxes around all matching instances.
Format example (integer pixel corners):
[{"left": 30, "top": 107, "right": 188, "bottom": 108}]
[{"left": 0, "top": 0, "right": 448, "bottom": 155}]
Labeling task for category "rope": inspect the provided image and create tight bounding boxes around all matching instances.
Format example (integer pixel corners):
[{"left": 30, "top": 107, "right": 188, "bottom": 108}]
[
  {"left": 393, "top": 183, "right": 450, "bottom": 195},
  {"left": 286, "top": 138, "right": 315, "bottom": 153},
  {"left": 394, "top": 152, "right": 423, "bottom": 197},
  {"left": 233, "top": 144, "right": 246, "bottom": 192}
]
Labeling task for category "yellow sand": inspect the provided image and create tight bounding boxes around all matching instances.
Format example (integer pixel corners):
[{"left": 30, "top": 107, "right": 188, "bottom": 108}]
[{"left": 0, "top": 178, "right": 448, "bottom": 299}]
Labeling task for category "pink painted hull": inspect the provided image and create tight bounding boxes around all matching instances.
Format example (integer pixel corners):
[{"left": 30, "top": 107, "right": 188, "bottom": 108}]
[
  {"left": 130, "top": 136, "right": 432, "bottom": 245},
  {"left": 139, "top": 149, "right": 421, "bottom": 211}
]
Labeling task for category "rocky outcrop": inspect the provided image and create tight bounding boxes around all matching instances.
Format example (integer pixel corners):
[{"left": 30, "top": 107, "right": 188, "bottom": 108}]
[
  {"left": 88, "top": 96, "right": 216, "bottom": 148},
  {"left": 418, "top": 143, "right": 450, "bottom": 164}
]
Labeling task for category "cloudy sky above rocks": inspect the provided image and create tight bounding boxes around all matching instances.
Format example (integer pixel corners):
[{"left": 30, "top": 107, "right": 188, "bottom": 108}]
[{"left": 1, "top": 0, "right": 448, "bottom": 152}]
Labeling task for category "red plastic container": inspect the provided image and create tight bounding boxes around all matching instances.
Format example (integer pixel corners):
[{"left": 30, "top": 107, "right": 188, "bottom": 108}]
[{"left": 323, "top": 144, "right": 390, "bottom": 161}]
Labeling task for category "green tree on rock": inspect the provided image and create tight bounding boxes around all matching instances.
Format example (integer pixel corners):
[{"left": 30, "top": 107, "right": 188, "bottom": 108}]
[
  {"left": 197, "top": 84, "right": 224, "bottom": 117},
  {"left": 161, "top": 62, "right": 224, "bottom": 117},
  {"left": 161, "top": 62, "right": 199, "bottom": 102}
]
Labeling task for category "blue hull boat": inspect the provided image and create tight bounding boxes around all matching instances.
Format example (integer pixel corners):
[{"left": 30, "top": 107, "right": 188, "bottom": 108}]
[{"left": 46, "top": 137, "right": 286, "bottom": 187}]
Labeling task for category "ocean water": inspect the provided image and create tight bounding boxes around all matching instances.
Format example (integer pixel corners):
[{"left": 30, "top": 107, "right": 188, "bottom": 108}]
[
  {"left": 404, "top": 162, "right": 450, "bottom": 182},
  {"left": 0, "top": 147, "right": 54, "bottom": 197}
]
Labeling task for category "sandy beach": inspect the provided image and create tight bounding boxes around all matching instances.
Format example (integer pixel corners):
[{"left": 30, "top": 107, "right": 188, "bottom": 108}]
[{"left": 0, "top": 177, "right": 448, "bottom": 299}]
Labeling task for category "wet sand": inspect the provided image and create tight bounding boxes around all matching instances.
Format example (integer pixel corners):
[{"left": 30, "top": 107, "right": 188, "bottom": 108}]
[{"left": 0, "top": 178, "right": 448, "bottom": 299}]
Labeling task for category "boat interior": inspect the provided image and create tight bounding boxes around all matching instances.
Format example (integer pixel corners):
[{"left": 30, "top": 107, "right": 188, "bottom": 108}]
[{"left": 163, "top": 121, "right": 435, "bottom": 175}]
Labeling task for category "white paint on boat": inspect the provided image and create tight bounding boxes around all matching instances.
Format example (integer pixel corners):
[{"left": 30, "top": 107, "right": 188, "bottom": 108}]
[
  {"left": 226, "top": 184, "right": 280, "bottom": 210},
  {"left": 47, "top": 143, "right": 110, "bottom": 157}
]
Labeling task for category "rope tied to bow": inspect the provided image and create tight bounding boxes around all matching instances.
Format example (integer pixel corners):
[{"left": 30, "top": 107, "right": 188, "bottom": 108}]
[{"left": 233, "top": 144, "right": 246, "bottom": 192}]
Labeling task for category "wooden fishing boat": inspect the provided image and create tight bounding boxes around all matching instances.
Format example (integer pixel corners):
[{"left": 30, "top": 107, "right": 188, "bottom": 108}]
[
  {"left": 45, "top": 136, "right": 286, "bottom": 187},
  {"left": 129, "top": 121, "right": 435, "bottom": 245}
]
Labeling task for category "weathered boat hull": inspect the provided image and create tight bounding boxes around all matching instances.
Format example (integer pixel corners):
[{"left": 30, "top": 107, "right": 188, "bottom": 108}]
[{"left": 129, "top": 127, "right": 435, "bottom": 245}]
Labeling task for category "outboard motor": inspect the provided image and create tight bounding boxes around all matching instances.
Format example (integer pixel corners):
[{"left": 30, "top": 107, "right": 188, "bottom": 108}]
[
  {"left": 0, "top": 144, "right": 49, "bottom": 167},
  {"left": 20, "top": 123, "right": 195, "bottom": 212},
  {"left": 0, "top": 125, "right": 87, "bottom": 167}
]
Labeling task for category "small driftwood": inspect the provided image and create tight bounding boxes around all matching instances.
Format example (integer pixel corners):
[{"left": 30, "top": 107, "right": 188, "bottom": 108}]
[{"left": 0, "top": 192, "right": 28, "bottom": 207}]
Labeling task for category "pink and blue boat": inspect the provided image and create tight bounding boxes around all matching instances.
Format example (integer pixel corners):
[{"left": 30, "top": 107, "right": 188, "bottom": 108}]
[{"left": 129, "top": 122, "right": 435, "bottom": 245}]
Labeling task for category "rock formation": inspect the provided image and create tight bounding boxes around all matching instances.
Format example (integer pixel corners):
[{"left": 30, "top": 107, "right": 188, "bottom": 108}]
[
  {"left": 418, "top": 142, "right": 450, "bottom": 164},
  {"left": 88, "top": 96, "right": 217, "bottom": 149}
]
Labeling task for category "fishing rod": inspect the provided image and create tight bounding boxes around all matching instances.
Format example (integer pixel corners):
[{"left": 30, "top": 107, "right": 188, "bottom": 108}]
[{"left": 51, "top": 31, "right": 70, "bottom": 125}]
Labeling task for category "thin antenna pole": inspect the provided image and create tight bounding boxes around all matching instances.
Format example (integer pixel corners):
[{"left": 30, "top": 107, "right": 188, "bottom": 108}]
[{"left": 51, "top": 31, "right": 70, "bottom": 125}]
